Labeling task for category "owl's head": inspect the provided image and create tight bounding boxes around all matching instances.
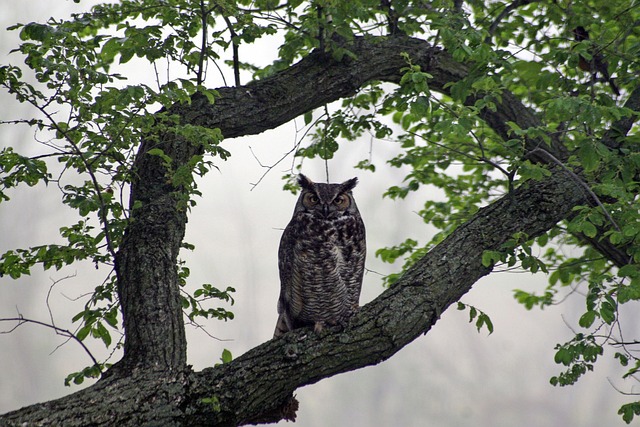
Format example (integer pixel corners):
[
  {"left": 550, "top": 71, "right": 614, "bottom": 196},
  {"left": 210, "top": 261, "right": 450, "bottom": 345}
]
[{"left": 294, "top": 174, "right": 360, "bottom": 219}]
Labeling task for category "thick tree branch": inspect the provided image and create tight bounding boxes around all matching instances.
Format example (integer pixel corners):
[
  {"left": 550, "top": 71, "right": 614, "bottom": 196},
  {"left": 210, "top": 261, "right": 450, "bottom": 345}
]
[{"left": 183, "top": 35, "right": 568, "bottom": 162}]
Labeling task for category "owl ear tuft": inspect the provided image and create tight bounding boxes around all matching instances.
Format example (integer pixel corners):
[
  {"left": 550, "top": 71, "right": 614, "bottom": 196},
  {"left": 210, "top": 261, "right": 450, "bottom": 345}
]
[
  {"left": 340, "top": 177, "right": 358, "bottom": 192},
  {"left": 298, "top": 174, "right": 315, "bottom": 190}
]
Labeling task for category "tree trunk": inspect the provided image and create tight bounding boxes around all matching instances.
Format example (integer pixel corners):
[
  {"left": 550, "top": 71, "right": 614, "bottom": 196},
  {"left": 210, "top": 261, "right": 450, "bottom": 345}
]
[{"left": 1, "top": 35, "right": 635, "bottom": 426}]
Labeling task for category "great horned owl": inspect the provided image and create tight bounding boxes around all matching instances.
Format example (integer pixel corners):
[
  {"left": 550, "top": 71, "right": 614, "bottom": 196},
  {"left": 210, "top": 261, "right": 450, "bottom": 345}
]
[{"left": 273, "top": 174, "right": 366, "bottom": 338}]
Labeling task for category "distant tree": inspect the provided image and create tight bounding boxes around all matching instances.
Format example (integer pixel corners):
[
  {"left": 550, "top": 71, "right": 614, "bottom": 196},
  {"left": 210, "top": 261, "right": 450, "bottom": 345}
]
[{"left": 1, "top": 0, "right": 639, "bottom": 425}]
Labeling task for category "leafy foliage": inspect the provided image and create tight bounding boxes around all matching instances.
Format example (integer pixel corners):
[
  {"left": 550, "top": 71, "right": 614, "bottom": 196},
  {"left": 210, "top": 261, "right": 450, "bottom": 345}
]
[
  {"left": 2, "top": 0, "right": 640, "bottom": 422},
  {"left": 456, "top": 302, "right": 494, "bottom": 335},
  {"left": 1, "top": 0, "right": 237, "bottom": 385}
]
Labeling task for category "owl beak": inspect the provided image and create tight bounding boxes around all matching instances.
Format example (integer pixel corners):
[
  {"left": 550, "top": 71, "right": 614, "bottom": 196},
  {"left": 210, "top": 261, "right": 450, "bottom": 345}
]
[{"left": 322, "top": 204, "right": 330, "bottom": 218}]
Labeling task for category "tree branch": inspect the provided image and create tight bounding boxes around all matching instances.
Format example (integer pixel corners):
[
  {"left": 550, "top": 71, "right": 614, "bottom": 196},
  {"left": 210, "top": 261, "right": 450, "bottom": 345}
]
[
  {"left": 0, "top": 316, "right": 101, "bottom": 370},
  {"left": 181, "top": 35, "right": 569, "bottom": 161}
]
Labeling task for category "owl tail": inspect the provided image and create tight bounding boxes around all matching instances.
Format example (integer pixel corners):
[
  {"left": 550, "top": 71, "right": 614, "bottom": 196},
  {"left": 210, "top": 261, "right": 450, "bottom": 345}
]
[{"left": 273, "top": 314, "right": 290, "bottom": 338}]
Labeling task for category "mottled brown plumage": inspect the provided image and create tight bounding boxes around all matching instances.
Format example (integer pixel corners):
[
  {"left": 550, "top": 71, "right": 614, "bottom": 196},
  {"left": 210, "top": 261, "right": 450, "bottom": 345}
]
[{"left": 274, "top": 174, "right": 366, "bottom": 337}]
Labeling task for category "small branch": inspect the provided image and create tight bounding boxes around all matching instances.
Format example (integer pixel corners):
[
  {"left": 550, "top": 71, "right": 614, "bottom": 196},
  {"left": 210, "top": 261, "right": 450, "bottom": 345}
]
[
  {"left": 380, "top": 0, "right": 402, "bottom": 35},
  {"left": 322, "top": 104, "right": 331, "bottom": 182},
  {"left": 221, "top": 14, "right": 241, "bottom": 86},
  {"left": 29, "top": 103, "right": 118, "bottom": 261},
  {"left": 602, "top": 84, "right": 640, "bottom": 150},
  {"left": 248, "top": 112, "right": 325, "bottom": 191},
  {"left": 45, "top": 273, "right": 77, "bottom": 329},
  {"left": 183, "top": 314, "right": 232, "bottom": 342},
  {"left": 407, "top": 130, "right": 512, "bottom": 182},
  {"left": 197, "top": 0, "right": 209, "bottom": 86},
  {"left": 247, "top": 144, "right": 297, "bottom": 191},
  {"left": 0, "top": 315, "right": 101, "bottom": 370},
  {"left": 610, "top": 340, "right": 640, "bottom": 347},
  {"left": 607, "top": 377, "right": 640, "bottom": 396}
]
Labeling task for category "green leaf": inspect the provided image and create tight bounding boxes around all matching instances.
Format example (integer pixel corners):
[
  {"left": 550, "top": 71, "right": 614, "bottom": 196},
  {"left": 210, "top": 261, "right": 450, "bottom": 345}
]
[
  {"left": 221, "top": 348, "right": 233, "bottom": 364},
  {"left": 579, "top": 142, "right": 599, "bottom": 172},
  {"left": 599, "top": 302, "right": 616, "bottom": 324},
  {"left": 20, "top": 23, "right": 53, "bottom": 42},
  {"left": 76, "top": 324, "right": 91, "bottom": 342},
  {"left": 95, "top": 322, "right": 112, "bottom": 347},
  {"left": 618, "top": 402, "right": 640, "bottom": 424},
  {"left": 614, "top": 352, "right": 629, "bottom": 367},
  {"left": 476, "top": 312, "right": 494, "bottom": 334},
  {"left": 304, "top": 111, "right": 313, "bottom": 125},
  {"left": 554, "top": 347, "right": 572, "bottom": 366},
  {"left": 481, "top": 250, "right": 503, "bottom": 267},
  {"left": 581, "top": 221, "right": 597, "bottom": 238},
  {"left": 578, "top": 311, "right": 597, "bottom": 328},
  {"left": 201, "top": 395, "right": 221, "bottom": 412},
  {"left": 146, "top": 148, "right": 172, "bottom": 165},
  {"left": 468, "top": 306, "right": 477, "bottom": 322}
]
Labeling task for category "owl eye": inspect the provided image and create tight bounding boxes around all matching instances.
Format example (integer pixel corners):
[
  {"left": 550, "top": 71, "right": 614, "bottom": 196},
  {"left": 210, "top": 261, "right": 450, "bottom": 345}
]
[
  {"left": 333, "top": 194, "right": 350, "bottom": 208},
  {"left": 303, "top": 193, "right": 319, "bottom": 206}
]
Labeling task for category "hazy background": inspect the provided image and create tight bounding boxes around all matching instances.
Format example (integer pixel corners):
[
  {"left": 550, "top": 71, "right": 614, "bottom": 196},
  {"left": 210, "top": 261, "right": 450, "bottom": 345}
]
[{"left": 1, "top": 2, "right": 637, "bottom": 426}]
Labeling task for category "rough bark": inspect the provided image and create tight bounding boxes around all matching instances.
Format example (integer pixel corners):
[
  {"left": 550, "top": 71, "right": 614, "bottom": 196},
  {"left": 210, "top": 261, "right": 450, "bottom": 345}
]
[
  {"left": 111, "top": 132, "right": 195, "bottom": 374},
  {"left": 1, "top": 35, "right": 635, "bottom": 426},
  {"left": 1, "top": 369, "right": 187, "bottom": 426}
]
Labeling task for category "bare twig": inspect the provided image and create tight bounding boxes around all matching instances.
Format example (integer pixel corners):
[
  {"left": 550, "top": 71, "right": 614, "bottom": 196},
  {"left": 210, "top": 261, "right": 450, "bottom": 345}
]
[
  {"left": 45, "top": 273, "right": 77, "bottom": 329},
  {"left": 183, "top": 316, "right": 232, "bottom": 342},
  {"left": 248, "top": 112, "right": 326, "bottom": 190},
  {"left": 1, "top": 315, "right": 101, "bottom": 370},
  {"left": 607, "top": 377, "right": 640, "bottom": 396}
]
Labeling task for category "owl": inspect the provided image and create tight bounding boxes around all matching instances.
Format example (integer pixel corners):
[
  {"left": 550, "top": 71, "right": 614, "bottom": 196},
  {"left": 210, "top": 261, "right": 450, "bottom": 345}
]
[{"left": 273, "top": 174, "right": 366, "bottom": 338}]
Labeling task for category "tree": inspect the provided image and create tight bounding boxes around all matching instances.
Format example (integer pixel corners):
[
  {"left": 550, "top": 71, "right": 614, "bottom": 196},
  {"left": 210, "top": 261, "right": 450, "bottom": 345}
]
[{"left": 1, "top": 0, "right": 639, "bottom": 425}]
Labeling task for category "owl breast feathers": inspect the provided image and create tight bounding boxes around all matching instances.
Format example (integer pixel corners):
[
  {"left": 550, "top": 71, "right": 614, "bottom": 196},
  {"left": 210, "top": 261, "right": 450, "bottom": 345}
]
[{"left": 274, "top": 174, "right": 366, "bottom": 338}]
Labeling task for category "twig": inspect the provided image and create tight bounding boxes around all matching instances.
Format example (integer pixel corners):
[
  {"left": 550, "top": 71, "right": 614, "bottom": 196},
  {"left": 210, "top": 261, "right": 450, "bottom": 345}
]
[
  {"left": 322, "top": 104, "right": 331, "bottom": 182},
  {"left": 197, "top": 0, "right": 209, "bottom": 86},
  {"left": 46, "top": 273, "right": 77, "bottom": 329},
  {"left": 183, "top": 315, "right": 232, "bottom": 342},
  {"left": 248, "top": 112, "right": 326, "bottom": 190},
  {"left": 607, "top": 377, "right": 640, "bottom": 396},
  {"left": 0, "top": 315, "right": 101, "bottom": 370},
  {"left": 221, "top": 14, "right": 241, "bottom": 86}
]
